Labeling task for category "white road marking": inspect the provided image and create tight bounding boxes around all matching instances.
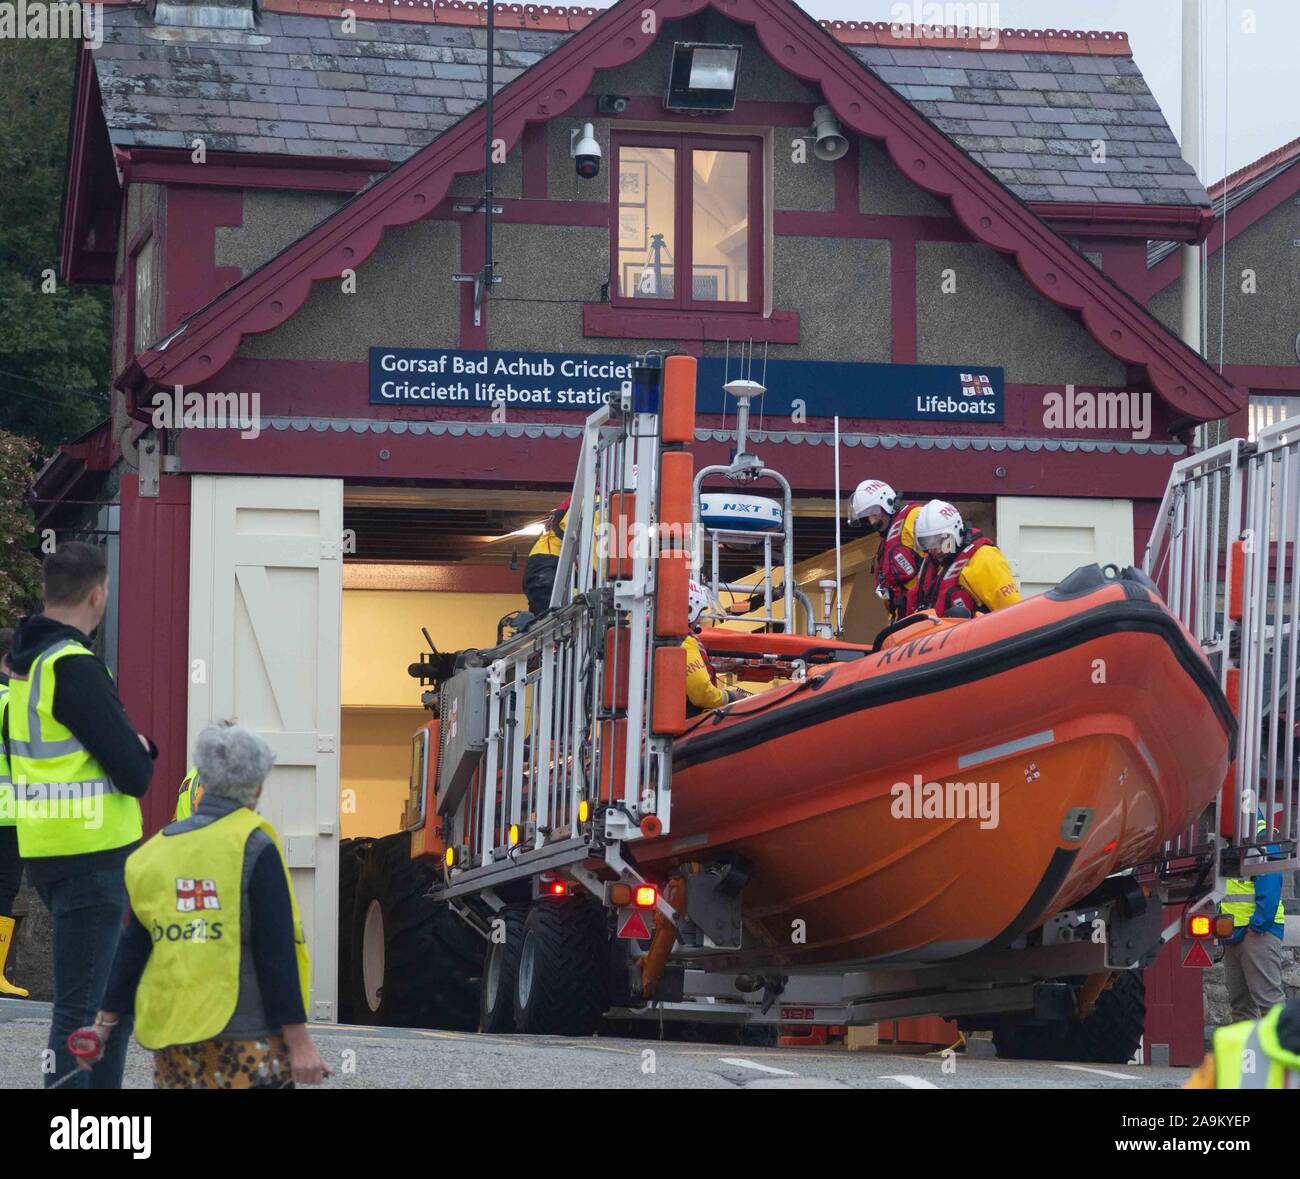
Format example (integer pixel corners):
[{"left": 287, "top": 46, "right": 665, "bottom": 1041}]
[
  {"left": 881, "top": 1074, "right": 940, "bottom": 1089},
  {"left": 718, "top": 1056, "right": 799, "bottom": 1077},
  {"left": 1055, "top": 1064, "right": 1141, "bottom": 1081}
]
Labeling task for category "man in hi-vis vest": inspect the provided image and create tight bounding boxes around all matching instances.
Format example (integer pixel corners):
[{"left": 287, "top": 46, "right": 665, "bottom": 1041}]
[
  {"left": 1220, "top": 813, "right": 1286, "bottom": 1022},
  {"left": 6, "top": 542, "right": 155, "bottom": 1087}
]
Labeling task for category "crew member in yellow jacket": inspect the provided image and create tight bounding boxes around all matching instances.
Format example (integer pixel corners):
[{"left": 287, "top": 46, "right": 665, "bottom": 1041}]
[
  {"left": 77, "top": 723, "right": 328, "bottom": 1089},
  {"left": 907, "top": 500, "right": 1022, "bottom": 616},
  {"left": 683, "top": 581, "right": 747, "bottom": 715}
]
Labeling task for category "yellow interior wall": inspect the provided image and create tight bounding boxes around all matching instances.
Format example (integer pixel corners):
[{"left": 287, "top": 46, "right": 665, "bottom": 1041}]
[
  {"left": 342, "top": 588, "right": 520, "bottom": 707},
  {"left": 341, "top": 708, "right": 421, "bottom": 838},
  {"left": 340, "top": 587, "right": 520, "bottom": 838}
]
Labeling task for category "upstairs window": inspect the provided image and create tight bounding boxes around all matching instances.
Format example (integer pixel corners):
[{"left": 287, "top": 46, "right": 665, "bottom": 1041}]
[
  {"left": 611, "top": 132, "right": 761, "bottom": 313},
  {"left": 132, "top": 235, "right": 156, "bottom": 355}
]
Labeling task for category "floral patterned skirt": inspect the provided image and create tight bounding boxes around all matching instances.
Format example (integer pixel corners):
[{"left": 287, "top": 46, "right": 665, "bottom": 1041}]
[{"left": 153, "top": 1034, "right": 293, "bottom": 1089}]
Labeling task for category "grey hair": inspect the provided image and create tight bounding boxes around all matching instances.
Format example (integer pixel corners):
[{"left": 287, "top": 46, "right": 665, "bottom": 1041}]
[{"left": 192, "top": 723, "right": 275, "bottom": 805}]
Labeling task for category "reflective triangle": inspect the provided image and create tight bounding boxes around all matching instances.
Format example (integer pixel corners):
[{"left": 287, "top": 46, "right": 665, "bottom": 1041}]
[{"left": 617, "top": 910, "right": 652, "bottom": 940}]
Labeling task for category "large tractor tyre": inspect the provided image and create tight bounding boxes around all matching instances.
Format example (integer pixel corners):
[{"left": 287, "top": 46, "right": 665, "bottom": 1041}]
[
  {"left": 336, "top": 837, "right": 375, "bottom": 1024},
  {"left": 480, "top": 905, "right": 528, "bottom": 1033},
  {"left": 993, "top": 970, "right": 1146, "bottom": 1064},
  {"left": 348, "top": 836, "right": 484, "bottom": 1030},
  {"left": 513, "top": 898, "right": 610, "bottom": 1037},
  {"left": 1055, "top": 969, "right": 1146, "bottom": 1064}
]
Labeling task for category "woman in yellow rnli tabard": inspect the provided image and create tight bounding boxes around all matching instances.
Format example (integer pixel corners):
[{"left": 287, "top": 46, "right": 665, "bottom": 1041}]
[{"left": 78, "top": 724, "right": 328, "bottom": 1088}]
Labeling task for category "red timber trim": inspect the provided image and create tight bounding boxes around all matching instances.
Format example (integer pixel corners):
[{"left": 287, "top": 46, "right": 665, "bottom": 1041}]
[
  {"left": 118, "top": 149, "right": 389, "bottom": 192},
  {"left": 1030, "top": 201, "right": 1214, "bottom": 244},
  {"left": 62, "top": 43, "right": 120, "bottom": 285},
  {"left": 521, "top": 122, "right": 548, "bottom": 199},
  {"left": 117, "top": 473, "right": 191, "bottom": 839},
  {"left": 583, "top": 304, "right": 798, "bottom": 342},
  {"left": 1146, "top": 157, "right": 1300, "bottom": 300},
  {"left": 1221, "top": 365, "right": 1300, "bottom": 392},
  {"left": 178, "top": 419, "right": 1183, "bottom": 500},
  {"left": 122, "top": 0, "right": 1237, "bottom": 426},
  {"left": 190, "top": 358, "right": 1181, "bottom": 442},
  {"left": 163, "top": 188, "right": 245, "bottom": 334}
]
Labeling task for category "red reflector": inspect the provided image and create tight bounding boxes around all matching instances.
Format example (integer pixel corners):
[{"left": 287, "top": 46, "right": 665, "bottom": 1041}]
[
  {"left": 1188, "top": 914, "right": 1212, "bottom": 938},
  {"left": 617, "top": 910, "right": 652, "bottom": 939},
  {"left": 1181, "top": 939, "right": 1213, "bottom": 969},
  {"left": 634, "top": 886, "right": 657, "bottom": 908}
]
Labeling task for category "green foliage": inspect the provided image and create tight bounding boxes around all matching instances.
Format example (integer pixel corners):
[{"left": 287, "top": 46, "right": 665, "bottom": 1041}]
[
  {"left": 0, "top": 36, "right": 111, "bottom": 449},
  {"left": 0, "top": 430, "right": 43, "bottom": 627}
]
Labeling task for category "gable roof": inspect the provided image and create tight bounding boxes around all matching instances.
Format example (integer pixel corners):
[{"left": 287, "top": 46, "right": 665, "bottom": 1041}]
[
  {"left": 1209, "top": 134, "right": 1300, "bottom": 204},
  {"left": 91, "top": 1, "right": 1205, "bottom": 207},
  {"left": 1147, "top": 135, "right": 1300, "bottom": 269},
  {"left": 122, "top": 0, "right": 1238, "bottom": 423}
]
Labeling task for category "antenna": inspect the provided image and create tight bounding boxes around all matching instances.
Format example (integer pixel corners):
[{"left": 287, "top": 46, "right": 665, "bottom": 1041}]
[
  {"left": 452, "top": 2, "right": 502, "bottom": 325},
  {"left": 833, "top": 416, "right": 843, "bottom": 636}
]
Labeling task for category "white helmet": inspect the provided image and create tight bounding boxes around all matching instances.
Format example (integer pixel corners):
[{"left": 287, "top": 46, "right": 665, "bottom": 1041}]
[
  {"left": 848, "top": 479, "right": 899, "bottom": 530},
  {"left": 687, "top": 580, "right": 713, "bottom": 625},
  {"left": 913, "top": 499, "right": 963, "bottom": 557}
]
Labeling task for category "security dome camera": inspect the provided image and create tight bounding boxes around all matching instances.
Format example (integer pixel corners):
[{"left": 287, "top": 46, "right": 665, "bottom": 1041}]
[{"left": 571, "top": 122, "right": 602, "bottom": 179}]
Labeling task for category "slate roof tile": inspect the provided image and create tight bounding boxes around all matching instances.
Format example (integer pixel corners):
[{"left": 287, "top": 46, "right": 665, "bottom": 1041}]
[{"left": 94, "top": 8, "right": 1207, "bottom": 204}]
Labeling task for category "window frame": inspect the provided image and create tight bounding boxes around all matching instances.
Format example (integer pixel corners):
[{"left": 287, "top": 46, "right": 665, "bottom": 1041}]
[
  {"left": 128, "top": 229, "right": 157, "bottom": 358},
  {"left": 607, "top": 130, "right": 764, "bottom": 315}
]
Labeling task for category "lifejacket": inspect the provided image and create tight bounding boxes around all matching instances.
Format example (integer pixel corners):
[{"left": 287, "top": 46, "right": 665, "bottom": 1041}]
[
  {"left": 873, "top": 502, "right": 923, "bottom": 620},
  {"left": 909, "top": 529, "right": 991, "bottom": 617},
  {"left": 1212, "top": 1005, "right": 1300, "bottom": 1089}
]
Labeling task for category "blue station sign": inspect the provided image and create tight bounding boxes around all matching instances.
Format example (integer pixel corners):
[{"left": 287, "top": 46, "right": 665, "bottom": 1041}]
[{"left": 369, "top": 348, "right": 1004, "bottom": 424}]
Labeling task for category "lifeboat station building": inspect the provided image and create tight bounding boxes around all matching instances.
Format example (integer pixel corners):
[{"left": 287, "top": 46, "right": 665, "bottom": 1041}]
[{"left": 46, "top": 0, "right": 1245, "bottom": 1044}]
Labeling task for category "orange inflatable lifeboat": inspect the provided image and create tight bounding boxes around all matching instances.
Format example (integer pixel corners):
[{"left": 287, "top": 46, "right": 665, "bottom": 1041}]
[{"left": 641, "top": 564, "right": 1234, "bottom": 970}]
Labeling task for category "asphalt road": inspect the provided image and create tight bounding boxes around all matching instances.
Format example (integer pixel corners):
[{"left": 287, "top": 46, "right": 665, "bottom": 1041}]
[{"left": 0, "top": 997, "right": 1194, "bottom": 1089}]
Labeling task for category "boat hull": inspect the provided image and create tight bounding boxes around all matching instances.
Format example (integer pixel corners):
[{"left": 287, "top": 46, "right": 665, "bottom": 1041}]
[{"left": 644, "top": 578, "right": 1232, "bottom": 970}]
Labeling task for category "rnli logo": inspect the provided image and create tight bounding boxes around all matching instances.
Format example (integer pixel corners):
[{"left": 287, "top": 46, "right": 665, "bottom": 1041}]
[
  {"left": 960, "top": 373, "right": 994, "bottom": 397},
  {"left": 175, "top": 878, "right": 221, "bottom": 912}
]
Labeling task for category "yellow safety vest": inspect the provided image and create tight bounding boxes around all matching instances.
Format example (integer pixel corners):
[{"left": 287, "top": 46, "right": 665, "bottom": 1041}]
[
  {"left": 1221, "top": 817, "right": 1286, "bottom": 927},
  {"left": 1213, "top": 1006, "right": 1300, "bottom": 1089},
  {"left": 174, "top": 768, "right": 203, "bottom": 821},
  {"left": 6, "top": 639, "right": 142, "bottom": 858},
  {"left": 125, "top": 806, "right": 311, "bottom": 1049},
  {"left": 0, "top": 684, "right": 13, "bottom": 828}
]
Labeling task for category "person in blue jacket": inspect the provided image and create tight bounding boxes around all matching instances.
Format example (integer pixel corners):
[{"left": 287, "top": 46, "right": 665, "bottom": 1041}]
[{"left": 1220, "top": 812, "right": 1286, "bottom": 1022}]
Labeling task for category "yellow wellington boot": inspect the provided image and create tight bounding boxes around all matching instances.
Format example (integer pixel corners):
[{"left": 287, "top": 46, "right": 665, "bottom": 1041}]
[{"left": 0, "top": 915, "right": 29, "bottom": 998}]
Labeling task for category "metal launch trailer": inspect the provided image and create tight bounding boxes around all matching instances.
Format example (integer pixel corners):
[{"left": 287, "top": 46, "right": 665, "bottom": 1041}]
[{"left": 335, "top": 355, "right": 1295, "bottom": 1063}]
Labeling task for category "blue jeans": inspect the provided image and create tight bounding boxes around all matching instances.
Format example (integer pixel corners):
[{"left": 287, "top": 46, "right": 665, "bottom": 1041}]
[{"left": 35, "top": 867, "right": 134, "bottom": 1089}]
